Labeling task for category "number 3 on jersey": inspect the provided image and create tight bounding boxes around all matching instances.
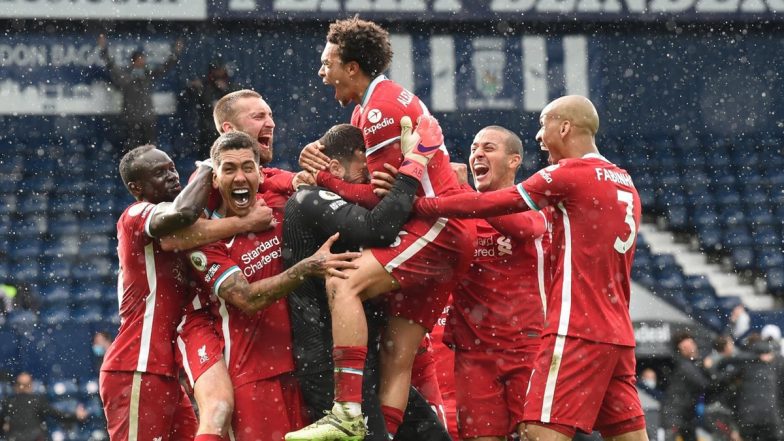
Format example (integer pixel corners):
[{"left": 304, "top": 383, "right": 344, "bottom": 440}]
[{"left": 614, "top": 190, "right": 636, "bottom": 254}]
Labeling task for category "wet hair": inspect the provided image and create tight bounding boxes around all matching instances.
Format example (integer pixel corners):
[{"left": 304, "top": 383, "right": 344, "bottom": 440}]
[
  {"left": 319, "top": 124, "right": 365, "bottom": 167},
  {"left": 482, "top": 125, "right": 523, "bottom": 158},
  {"left": 327, "top": 17, "right": 392, "bottom": 78},
  {"left": 131, "top": 50, "right": 144, "bottom": 62},
  {"left": 210, "top": 131, "right": 260, "bottom": 166},
  {"left": 119, "top": 144, "right": 156, "bottom": 191},
  {"left": 213, "top": 89, "right": 263, "bottom": 134}
]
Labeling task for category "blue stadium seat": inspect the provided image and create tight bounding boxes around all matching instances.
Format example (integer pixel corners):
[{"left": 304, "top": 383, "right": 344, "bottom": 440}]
[
  {"left": 666, "top": 206, "right": 690, "bottom": 231},
  {"left": 0, "top": 329, "right": 19, "bottom": 374},
  {"left": 18, "top": 194, "right": 49, "bottom": 215},
  {"left": 757, "top": 248, "right": 784, "bottom": 271},
  {"left": 74, "top": 283, "right": 104, "bottom": 304},
  {"left": 41, "top": 284, "right": 72, "bottom": 306},
  {"left": 722, "top": 227, "right": 752, "bottom": 248},
  {"left": 73, "top": 304, "right": 104, "bottom": 324},
  {"left": 21, "top": 323, "right": 92, "bottom": 381},
  {"left": 41, "top": 305, "right": 72, "bottom": 325},
  {"left": 48, "top": 378, "right": 80, "bottom": 399},
  {"left": 730, "top": 247, "right": 755, "bottom": 272},
  {"left": 765, "top": 267, "right": 784, "bottom": 296},
  {"left": 7, "top": 309, "right": 38, "bottom": 337},
  {"left": 10, "top": 260, "right": 41, "bottom": 283},
  {"left": 41, "top": 259, "right": 72, "bottom": 280},
  {"left": 44, "top": 235, "right": 81, "bottom": 259}
]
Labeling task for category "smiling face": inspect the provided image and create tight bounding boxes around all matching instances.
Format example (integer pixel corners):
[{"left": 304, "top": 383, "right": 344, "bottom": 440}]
[
  {"left": 214, "top": 147, "right": 260, "bottom": 217},
  {"left": 318, "top": 42, "right": 358, "bottom": 107},
  {"left": 228, "top": 97, "right": 275, "bottom": 165},
  {"left": 469, "top": 128, "right": 521, "bottom": 192},
  {"left": 132, "top": 149, "right": 182, "bottom": 204}
]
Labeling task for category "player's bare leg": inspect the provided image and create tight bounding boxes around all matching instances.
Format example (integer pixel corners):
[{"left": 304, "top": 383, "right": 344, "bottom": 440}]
[
  {"left": 523, "top": 424, "right": 573, "bottom": 441},
  {"left": 378, "top": 316, "right": 427, "bottom": 434},
  {"left": 467, "top": 436, "right": 505, "bottom": 441},
  {"left": 193, "top": 361, "right": 234, "bottom": 440},
  {"left": 286, "top": 250, "right": 399, "bottom": 440},
  {"left": 606, "top": 429, "right": 649, "bottom": 441}
]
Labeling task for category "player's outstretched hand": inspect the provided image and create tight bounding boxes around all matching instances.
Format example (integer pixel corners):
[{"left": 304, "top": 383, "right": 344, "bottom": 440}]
[
  {"left": 242, "top": 198, "right": 275, "bottom": 233},
  {"left": 306, "top": 233, "right": 361, "bottom": 279},
  {"left": 372, "top": 163, "right": 398, "bottom": 198},
  {"left": 299, "top": 141, "right": 331, "bottom": 174}
]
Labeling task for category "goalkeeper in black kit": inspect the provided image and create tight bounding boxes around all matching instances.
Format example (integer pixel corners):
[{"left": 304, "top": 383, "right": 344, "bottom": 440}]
[{"left": 283, "top": 117, "right": 452, "bottom": 441}]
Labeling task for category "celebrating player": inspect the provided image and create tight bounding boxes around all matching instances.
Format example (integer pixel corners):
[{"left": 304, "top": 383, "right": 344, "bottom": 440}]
[
  {"left": 450, "top": 126, "right": 552, "bottom": 440},
  {"left": 414, "top": 95, "right": 647, "bottom": 441},
  {"left": 101, "top": 145, "right": 212, "bottom": 441},
  {"left": 183, "top": 131, "right": 360, "bottom": 441},
  {"left": 285, "top": 121, "right": 452, "bottom": 441},
  {"left": 288, "top": 18, "right": 474, "bottom": 440}
]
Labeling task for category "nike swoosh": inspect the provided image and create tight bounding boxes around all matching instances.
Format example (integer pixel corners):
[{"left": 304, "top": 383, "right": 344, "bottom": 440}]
[{"left": 417, "top": 144, "right": 440, "bottom": 153}]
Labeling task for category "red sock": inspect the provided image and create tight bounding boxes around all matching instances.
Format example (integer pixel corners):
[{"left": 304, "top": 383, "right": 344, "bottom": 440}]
[
  {"left": 333, "top": 345, "right": 367, "bottom": 403},
  {"left": 381, "top": 405, "right": 404, "bottom": 437},
  {"left": 194, "top": 435, "right": 225, "bottom": 441}
]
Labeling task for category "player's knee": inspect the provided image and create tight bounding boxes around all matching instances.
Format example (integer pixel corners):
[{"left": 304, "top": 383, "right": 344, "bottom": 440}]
[
  {"left": 204, "top": 398, "right": 233, "bottom": 429},
  {"left": 325, "top": 275, "right": 362, "bottom": 302}
]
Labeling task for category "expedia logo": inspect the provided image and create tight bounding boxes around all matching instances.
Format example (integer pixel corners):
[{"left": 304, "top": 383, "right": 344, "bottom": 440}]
[{"left": 364, "top": 117, "right": 394, "bottom": 136}]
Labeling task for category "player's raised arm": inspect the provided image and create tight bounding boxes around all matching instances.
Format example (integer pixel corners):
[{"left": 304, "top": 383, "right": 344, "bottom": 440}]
[
  {"left": 159, "top": 198, "right": 275, "bottom": 252},
  {"left": 146, "top": 162, "right": 213, "bottom": 238}
]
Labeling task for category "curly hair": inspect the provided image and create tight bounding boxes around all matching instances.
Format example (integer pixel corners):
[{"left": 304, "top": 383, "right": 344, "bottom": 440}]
[{"left": 327, "top": 17, "right": 393, "bottom": 78}]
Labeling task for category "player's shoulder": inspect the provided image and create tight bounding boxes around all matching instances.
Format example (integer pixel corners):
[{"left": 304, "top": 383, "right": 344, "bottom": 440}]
[
  {"left": 119, "top": 201, "right": 156, "bottom": 223},
  {"left": 291, "top": 186, "right": 344, "bottom": 208}
]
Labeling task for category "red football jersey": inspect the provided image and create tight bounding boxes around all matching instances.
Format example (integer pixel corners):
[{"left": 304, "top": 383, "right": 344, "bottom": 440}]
[
  {"left": 415, "top": 154, "right": 641, "bottom": 347},
  {"left": 451, "top": 212, "right": 550, "bottom": 352},
  {"left": 186, "top": 207, "right": 294, "bottom": 387},
  {"left": 104, "top": 202, "right": 189, "bottom": 377},
  {"left": 316, "top": 75, "right": 464, "bottom": 237}
]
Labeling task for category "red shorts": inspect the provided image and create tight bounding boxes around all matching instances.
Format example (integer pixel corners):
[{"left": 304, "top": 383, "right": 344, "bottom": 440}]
[
  {"left": 523, "top": 335, "right": 645, "bottom": 437},
  {"left": 375, "top": 218, "right": 473, "bottom": 331},
  {"left": 231, "top": 373, "right": 309, "bottom": 441},
  {"left": 99, "top": 370, "right": 197, "bottom": 441},
  {"left": 455, "top": 347, "right": 538, "bottom": 438},
  {"left": 175, "top": 309, "right": 224, "bottom": 387}
]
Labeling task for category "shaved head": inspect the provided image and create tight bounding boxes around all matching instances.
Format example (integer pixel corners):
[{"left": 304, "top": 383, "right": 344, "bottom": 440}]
[{"left": 543, "top": 95, "right": 599, "bottom": 136}]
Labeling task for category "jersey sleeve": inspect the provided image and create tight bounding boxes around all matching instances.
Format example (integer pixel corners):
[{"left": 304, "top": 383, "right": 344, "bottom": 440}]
[
  {"left": 315, "top": 172, "right": 381, "bottom": 209},
  {"left": 122, "top": 201, "right": 162, "bottom": 239},
  {"left": 262, "top": 168, "right": 296, "bottom": 197},
  {"left": 486, "top": 210, "right": 547, "bottom": 242},
  {"left": 414, "top": 185, "right": 530, "bottom": 219},
  {"left": 295, "top": 174, "right": 418, "bottom": 248},
  {"left": 519, "top": 162, "right": 572, "bottom": 211},
  {"left": 186, "top": 242, "right": 241, "bottom": 298}
]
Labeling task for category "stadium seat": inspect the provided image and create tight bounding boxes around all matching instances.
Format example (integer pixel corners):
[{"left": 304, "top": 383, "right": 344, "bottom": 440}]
[
  {"left": 21, "top": 323, "right": 92, "bottom": 381},
  {"left": 73, "top": 304, "right": 104, "bottom": 324},
  {"left": 48, "top": 378, "right": 80, "bottom": 399},
  {"left": 74, "top": 283, "right": 104, "bottom": 304},
  {"left": 41, "top": 284, "right": 72, "bottom": 306},
  {"left": 730, "top": 247, "right": 755, "bottom": 272},
  {"left": 0, "top": 328, "right": 20, "bottom": 374},
  {"left": 41, "top": 306, "right": 72, "bottom": 325}
]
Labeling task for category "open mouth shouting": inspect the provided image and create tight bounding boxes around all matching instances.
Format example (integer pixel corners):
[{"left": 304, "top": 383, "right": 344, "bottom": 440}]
[
  {"left": 231, "top": 187, "right": 251, "bottom": 209},
  {"left": 472, "top": 163, "right": 490, "bottom": 182},
  {"left": 257, "top": 134, "right": 272, "bottom": 150}
]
